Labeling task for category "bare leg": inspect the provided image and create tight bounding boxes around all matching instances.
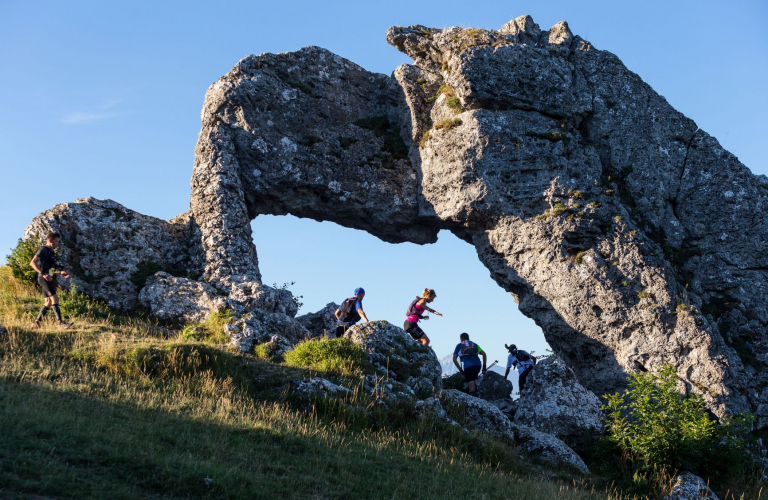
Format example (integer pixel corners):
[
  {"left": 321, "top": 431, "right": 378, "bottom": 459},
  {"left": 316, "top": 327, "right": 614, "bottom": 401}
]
[
  {"left": 417, "top": 334, "right": 430, "bottom": 346},
  {"left": 467, "top": 380, "right": 476, "bottom": 392}
]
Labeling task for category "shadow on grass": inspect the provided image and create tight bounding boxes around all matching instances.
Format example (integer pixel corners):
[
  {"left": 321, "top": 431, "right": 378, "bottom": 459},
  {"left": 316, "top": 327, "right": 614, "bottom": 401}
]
[{"left": 0, "top": 378, "right": 579, "bottom": 500}]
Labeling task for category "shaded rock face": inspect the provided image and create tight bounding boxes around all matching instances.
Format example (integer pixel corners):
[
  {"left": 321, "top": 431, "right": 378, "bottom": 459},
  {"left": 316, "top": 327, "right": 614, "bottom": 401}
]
[
  {"left": 514, "top": 357, "right": 603, "bottom": 439},
  {"left": 440, "top": 389, "right": 589, "bottom": 474},
  {"left": 24, "top": 198, "right": 204, "bottom": 310},
  {"left": 187, "top": 15, "right": 768, "bottom": 422},
  {"left": 346, "top": 321, "right": 442, "bottom": 397}
]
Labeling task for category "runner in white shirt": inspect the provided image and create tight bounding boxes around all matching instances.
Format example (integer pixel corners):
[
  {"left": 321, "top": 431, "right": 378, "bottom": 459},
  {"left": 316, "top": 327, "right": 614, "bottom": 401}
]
[{"left": 504, "top": 344, "right": 536, "bottom": 394}]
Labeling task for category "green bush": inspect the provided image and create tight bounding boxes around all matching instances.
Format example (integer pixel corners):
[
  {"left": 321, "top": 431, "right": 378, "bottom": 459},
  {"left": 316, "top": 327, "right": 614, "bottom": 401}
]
[
  {"left": 602, "top": 365, "right": 753, "bottom": 476},
  {"left": 6, "top": 238, "right": 39, "bottom": 284},
  {"left": 284, "top": 338, "right": 368, "bottom": 378}
]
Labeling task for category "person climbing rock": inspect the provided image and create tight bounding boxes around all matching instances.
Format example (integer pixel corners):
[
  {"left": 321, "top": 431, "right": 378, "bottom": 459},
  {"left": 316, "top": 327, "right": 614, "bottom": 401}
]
[
  {"left": 29, "top": 231, "right": 73, "bottom": 330},
  {"left": 334, "top": 287, "right": 369, "bottom": 337},
  {"left": 452, "top": 332, "right": 487, "bottom": 396},
  {"left": 504, "top": 344, "right": 536, "bottom": 394},
  {"left": 403, "top": 288, "right": 442, "bottom": 346}
]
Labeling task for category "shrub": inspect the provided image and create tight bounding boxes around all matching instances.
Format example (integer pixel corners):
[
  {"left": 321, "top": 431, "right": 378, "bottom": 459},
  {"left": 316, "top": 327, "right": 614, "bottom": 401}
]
[
  {"left": 284, "top": 338, "right": 369, "bottom": 378},
  {"left": 6, "top": 238, "right": 39, "bottom": 284},
  {"left": 602, "top": 365, "right": 753, "bottom": 476}
]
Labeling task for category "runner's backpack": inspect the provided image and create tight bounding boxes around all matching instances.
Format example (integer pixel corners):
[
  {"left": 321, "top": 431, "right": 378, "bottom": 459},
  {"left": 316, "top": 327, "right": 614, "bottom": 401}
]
[
  {"left": 339, "top": 298, "right": 361, "bottom": 323},
  {"left": 516, "top": 350, "right": 532, "bottom": 362},
  {"left": 460, "top": 341, "right": 479, "bottom": 357},
  {"left": 406, "top": 297, "right": 424, "bottom": 318}
]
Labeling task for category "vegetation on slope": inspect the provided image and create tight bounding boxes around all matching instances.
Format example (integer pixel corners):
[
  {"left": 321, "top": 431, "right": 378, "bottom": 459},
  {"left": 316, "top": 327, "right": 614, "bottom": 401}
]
[{"left": 0, "top": 267, "right": 624, "bottom": 500}]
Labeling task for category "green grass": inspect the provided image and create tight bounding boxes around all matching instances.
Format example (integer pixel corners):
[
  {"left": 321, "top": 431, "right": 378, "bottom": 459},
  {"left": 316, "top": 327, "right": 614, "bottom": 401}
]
[
  {"left": 284, "top": 337, "right": 371, "bottom": 378},
  {"left": 0, "top": 267, "right": 627, "bottom": 500}
]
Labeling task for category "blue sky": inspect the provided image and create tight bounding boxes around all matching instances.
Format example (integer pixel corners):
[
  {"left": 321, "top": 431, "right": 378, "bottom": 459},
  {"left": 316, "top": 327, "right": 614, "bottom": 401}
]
[{"left": 1, "top": 1, "right": 766, "bottom": 367}]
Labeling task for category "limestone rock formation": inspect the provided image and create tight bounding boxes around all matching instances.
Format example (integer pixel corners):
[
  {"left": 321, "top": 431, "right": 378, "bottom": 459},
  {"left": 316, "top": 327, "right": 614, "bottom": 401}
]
[
  {"left": 25, "top": 14, "right": 768, "bottom": 425},
  {"left": 296, "top": 302, "right": 339, "bottom": 338},
  {"left": 24, "top": 198, "right": 204, "bottom": 310},
  {"left": 184, "top": 15, "right": 767, "bottom": 422},
  {"left": 514, "top": 357, "right": 604, "bottom": 438},
  {"left": 440, "top": 389, "right": 589, "bottom": 473},
  {"left": 346, "top": 321, "right": 442, "bottom": 397}
]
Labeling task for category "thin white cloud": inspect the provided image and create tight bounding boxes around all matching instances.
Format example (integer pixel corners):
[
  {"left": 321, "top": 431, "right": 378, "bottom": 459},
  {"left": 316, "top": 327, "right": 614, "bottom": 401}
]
[
  {"left": 61, "top": 98, "right": 124, "bottom": 124},
  {"left": 61, "top": 111, "right": 118, "bottom": 124}
]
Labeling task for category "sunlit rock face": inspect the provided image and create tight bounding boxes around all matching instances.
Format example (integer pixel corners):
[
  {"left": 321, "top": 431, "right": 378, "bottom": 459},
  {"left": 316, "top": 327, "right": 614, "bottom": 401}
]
[{"left": 27, "top": 15, "right": 767, "bottom": 424}]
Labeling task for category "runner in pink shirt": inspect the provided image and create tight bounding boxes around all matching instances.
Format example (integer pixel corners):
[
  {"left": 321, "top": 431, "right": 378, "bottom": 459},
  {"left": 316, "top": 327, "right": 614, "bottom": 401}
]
[{"left": 403, "top": 288, "right": 442, "bottom": 346}]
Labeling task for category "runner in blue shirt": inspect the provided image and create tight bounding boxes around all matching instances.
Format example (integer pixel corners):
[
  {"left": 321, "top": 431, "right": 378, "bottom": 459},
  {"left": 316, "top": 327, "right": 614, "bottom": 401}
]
[
  {"left": 333, "top": 287, "right": 369, "bottom": 337},
  {"left": 452, "top": 332, "right": 487, "bottom": 396}
]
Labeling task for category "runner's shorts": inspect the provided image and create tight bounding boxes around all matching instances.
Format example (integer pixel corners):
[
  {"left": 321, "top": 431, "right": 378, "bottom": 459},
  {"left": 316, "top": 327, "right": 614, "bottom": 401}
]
[
  {"left": 403, "top": 320, "right": 425, "bottom": 340},
  {"left": 37, "top": 275, "right": 59, "bottom": 298},
  {"left": 462, "top": 365, "right": 481, "bottom": 382}
]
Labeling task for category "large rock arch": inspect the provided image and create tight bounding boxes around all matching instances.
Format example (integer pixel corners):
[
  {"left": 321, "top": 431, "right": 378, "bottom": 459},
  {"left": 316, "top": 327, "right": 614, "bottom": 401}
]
[
  {"left": 24, "top": 16, "right": 767, "bottom": 424},
  {"left": 188, "top": 16, "right": 768, "bottom": 421}
]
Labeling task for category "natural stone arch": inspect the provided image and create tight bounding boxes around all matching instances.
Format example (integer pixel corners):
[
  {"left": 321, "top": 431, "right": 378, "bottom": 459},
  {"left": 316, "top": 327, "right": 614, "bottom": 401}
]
[{"left": 188, "top": 16, "right": 768, "bottom": 424}]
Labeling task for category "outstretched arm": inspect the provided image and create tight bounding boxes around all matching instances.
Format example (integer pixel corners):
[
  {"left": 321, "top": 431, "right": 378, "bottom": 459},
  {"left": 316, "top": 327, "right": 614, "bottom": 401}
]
[
  {"left": 481, "top": 351, "right": 488, "bottom": 373},
  {"left": 424, "top": 306, "right": 442, "bottom": 317},
  {"left": 504, "top": 367, "right": 511, "bottom": 379}
]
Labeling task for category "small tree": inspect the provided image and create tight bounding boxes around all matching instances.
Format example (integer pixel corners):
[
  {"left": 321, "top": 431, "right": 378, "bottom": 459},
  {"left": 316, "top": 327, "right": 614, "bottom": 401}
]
[
  {"left": 602, "top": 365, "right": 752, "bottom": 475},
  {"left": 6, "top": 238, "right": 39, "bottom": 284}
]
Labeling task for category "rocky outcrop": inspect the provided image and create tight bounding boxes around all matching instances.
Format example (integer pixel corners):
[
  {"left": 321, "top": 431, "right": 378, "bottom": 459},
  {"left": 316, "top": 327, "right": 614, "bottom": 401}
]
[
  {"left": 346, "top": 321, "right": 442, "bottom": 397},
  {"left": 25, "top": 14, "right": 768, "bottom": 424},
  {"left": 514, "top": 357, "right": 604, "bottom": 439},
  {"left": 663, "top": 472, "right": 720, "bottom": 500},
  {"left": 476, "top": 371, "right": 513, "bottom": 400},
  {"left": 183, "top": 15, "right": 768, "bottom": 422},
  {"left": 24, "top": 198, "right": 204, "bottom": 310},
  {"left": 296, "top": 302, "right": 339, "bottom": 338},
  {"left": 440, "top": 389, "right": 589, "bottom": 473}
]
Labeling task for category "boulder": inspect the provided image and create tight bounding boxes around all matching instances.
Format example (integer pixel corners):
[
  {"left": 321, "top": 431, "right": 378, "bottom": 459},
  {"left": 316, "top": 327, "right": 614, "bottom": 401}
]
[
  {"left": 225, "top": 310, "right": 311, "bottom": 353},
  {"left": 346, "top": 321, "right": 442, "bottom": 397},
  {"left": 476, "top": 371, "right": 513, "bottom": 400},
  {"left": 414, "top": 397, "right": 459, "bottom": 426},
  {"left": 510, "top": 424, "right": 590, "bottom": 475},
  {"left": 514, "top": 357, "right": 604, "bottom": 439},
  {"left": 662, "top": 472, "right": 720, "bottom": 500},
  {"left": 440, "top": 389, "right": 515, "bottom": 436},
  {"left": 24, "top": 198, "right": 204, "bottom": 310},
  {"left": 138, "top": 272, "right": 225, "bottom": 322},
  {"left": 296, "top": 302, "right": 339, "bottom": 338},
  {"left": 441, "top": 389, "right": 588, "bottom": 474}
]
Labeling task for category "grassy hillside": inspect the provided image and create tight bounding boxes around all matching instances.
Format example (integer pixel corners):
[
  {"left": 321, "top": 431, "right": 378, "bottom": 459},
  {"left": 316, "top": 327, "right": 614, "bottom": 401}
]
[{"left": 0, "top": 268, "right": 627, "bottom": 500}]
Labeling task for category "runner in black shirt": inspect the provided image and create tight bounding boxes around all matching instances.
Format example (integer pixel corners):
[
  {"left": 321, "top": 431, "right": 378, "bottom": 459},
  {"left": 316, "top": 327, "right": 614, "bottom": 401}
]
[{"left": 29, "top": 231, "right": 73, "bottom": 329}]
